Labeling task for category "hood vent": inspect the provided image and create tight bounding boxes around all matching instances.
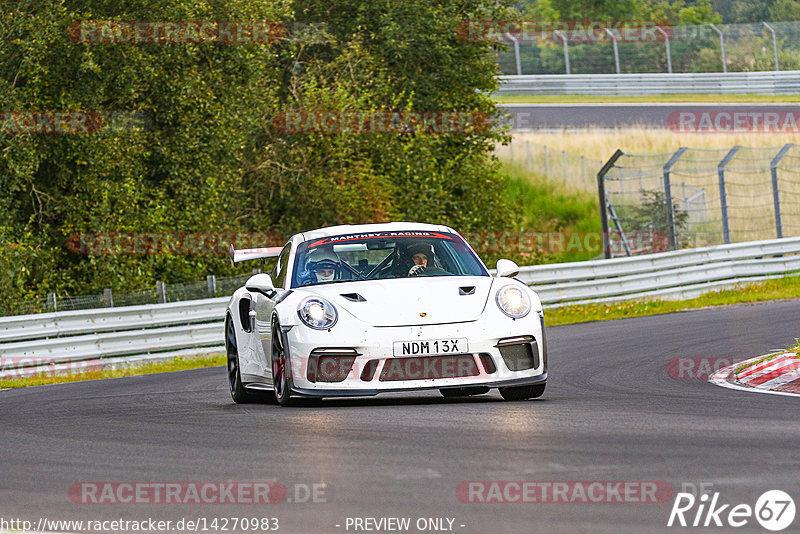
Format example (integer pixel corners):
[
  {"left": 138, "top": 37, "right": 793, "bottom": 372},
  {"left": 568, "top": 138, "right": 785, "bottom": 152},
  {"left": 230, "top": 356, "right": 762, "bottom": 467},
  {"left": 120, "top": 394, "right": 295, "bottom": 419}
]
[
  {"left": 340, "top": 293, "right": 367, "bottom": 302},
  {"left": 459, "top": 286, "right": 476, "bottom": 295}
]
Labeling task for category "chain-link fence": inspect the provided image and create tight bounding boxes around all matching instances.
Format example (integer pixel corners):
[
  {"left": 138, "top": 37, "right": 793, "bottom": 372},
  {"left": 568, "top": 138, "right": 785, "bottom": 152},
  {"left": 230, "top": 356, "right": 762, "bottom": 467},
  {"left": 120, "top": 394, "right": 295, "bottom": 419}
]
[
  {"left": 495, "top": 138, "right": 603, "bottom": 191},
  {"left": 497, "top": 21, "right": 800, "bottom": 75},
  {"left": 599, "top": 144, "right": 800, "bottom": 257},
  {"left": 0, "top": 273, "right": 257, "bottom": 317}
]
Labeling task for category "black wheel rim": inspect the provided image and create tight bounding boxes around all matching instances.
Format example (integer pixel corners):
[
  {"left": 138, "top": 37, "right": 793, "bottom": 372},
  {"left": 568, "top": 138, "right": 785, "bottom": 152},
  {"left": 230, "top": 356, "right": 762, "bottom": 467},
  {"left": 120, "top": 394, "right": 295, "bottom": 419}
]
[{"left": 226, "top": 319, "right": 238, "bottom": 393}]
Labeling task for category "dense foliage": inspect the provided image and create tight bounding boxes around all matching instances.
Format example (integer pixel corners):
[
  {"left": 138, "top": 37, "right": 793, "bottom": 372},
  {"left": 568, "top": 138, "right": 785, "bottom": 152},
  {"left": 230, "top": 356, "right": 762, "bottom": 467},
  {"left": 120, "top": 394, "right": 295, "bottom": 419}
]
[{"left": 0, "top": 0, "right": 515, "bottom": 307}]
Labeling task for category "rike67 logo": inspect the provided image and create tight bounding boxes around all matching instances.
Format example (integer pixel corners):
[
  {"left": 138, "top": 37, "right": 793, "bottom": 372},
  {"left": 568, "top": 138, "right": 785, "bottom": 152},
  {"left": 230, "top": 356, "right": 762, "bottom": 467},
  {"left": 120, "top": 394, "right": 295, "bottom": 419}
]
[{"left": 668, "top": 490, "right": 796, "bottom": 531}]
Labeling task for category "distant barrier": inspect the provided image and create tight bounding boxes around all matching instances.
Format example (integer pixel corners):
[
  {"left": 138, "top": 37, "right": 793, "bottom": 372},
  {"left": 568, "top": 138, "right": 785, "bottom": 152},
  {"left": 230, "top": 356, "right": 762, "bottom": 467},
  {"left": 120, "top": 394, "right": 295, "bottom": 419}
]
[{"left": 497, "top": 71, "right": 800, "bottom": 95}]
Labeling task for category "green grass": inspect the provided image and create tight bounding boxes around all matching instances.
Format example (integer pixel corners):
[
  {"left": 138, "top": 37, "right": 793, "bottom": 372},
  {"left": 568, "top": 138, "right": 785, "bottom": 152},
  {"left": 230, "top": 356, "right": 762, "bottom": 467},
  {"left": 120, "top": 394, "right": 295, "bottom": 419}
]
[
  {"left": 545, "top": 274, "right": 800, "bottom": 326},
  {"left": 494, "top": 163, "right": 601, "bottom": 264},
  {"left": 0, "top": 353, "right": 225, "bottom": 389},
  {"left": 493, "top": 94, "right": 800, "bottom": 104}
]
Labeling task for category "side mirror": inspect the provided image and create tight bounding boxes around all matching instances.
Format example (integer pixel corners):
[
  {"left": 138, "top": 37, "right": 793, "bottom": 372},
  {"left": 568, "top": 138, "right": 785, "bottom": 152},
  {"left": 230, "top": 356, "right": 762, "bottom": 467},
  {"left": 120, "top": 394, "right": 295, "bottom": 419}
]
[
  {"left": 245, "top": 273, "right": 276, "bottom": 297},
  {"left": 495, "top": 259, "right": 520, "bottom": 278}
]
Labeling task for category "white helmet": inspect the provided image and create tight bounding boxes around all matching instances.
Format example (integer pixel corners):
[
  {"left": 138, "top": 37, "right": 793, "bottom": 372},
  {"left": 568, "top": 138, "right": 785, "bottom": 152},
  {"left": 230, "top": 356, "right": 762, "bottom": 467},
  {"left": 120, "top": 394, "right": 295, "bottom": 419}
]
[{"left": 306, "top": 248, "right": 341, "bottom": 282}]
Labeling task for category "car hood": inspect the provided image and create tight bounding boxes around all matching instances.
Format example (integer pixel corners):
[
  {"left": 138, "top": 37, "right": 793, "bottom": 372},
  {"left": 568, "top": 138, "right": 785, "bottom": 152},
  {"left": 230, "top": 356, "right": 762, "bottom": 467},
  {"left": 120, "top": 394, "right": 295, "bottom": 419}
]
[{"left": 304, "top": 276, "right": 496, "bottom": 326}]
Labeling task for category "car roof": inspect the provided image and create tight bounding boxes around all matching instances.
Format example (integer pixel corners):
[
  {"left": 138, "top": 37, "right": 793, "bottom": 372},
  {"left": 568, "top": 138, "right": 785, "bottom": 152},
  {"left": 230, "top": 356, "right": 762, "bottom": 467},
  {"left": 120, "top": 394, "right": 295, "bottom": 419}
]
[{"left": 297, "top": 222, "right": 457, "bottom": 242}]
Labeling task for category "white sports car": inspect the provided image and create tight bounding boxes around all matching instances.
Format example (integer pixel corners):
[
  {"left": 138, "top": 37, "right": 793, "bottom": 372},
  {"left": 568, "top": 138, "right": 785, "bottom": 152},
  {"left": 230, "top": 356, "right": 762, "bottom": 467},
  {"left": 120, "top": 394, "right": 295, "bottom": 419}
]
[{"left": 225, "top": 222, "right": 547, "bottom": 406}]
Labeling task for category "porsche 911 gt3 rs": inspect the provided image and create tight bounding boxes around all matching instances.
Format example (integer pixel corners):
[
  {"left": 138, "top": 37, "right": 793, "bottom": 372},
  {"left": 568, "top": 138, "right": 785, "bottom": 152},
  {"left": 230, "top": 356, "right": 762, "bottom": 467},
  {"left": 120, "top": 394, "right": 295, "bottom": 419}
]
[{"left": 225, "top": 222, "right": 547, "bottom": 406}]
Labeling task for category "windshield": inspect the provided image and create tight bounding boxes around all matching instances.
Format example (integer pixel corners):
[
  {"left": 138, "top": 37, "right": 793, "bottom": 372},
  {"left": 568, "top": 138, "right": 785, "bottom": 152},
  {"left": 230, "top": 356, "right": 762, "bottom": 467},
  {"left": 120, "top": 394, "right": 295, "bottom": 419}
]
[{"left": 291, "top": 230, "right": 489, "bottom": 288}]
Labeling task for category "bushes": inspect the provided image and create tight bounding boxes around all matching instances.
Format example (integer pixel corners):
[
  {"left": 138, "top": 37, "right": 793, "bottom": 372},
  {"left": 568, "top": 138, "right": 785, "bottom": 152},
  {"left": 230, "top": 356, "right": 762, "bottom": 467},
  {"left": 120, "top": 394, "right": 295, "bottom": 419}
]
[{"left": 0, "top": 0, "right": 518, "bottom": 307}]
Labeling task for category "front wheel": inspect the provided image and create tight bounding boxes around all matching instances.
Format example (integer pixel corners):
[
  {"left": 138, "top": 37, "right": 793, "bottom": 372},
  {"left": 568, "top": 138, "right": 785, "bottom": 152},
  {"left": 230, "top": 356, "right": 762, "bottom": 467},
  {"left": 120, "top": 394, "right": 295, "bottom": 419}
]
[
  {"left": 271, "top": 319, "right": 294, "bottom": 407},
  {"left": 499, "top": 383, "right": 546, "bottom": 401}
]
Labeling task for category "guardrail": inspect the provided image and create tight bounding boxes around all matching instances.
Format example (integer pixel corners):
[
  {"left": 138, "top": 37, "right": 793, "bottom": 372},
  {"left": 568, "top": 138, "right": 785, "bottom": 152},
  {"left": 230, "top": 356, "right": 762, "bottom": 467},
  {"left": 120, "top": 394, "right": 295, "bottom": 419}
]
[
  {"left": 1, "top": 237, "right": 799, "bottom": 377},
  {"left": 496, "top": 71, "right": 800, "bottom": 95},
  {"left": 520, "top": 236, "right": 800, "bottom": 305}
]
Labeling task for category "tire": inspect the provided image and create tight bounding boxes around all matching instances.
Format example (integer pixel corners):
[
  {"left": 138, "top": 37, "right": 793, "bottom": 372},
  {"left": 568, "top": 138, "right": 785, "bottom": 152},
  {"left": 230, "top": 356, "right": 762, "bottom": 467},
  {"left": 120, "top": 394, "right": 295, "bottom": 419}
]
[
  {"left": 271, "top": 318, "right": 295, "bottom": 407},
  {"left": 226, "top": 316, "right": 256, "bottom": 404},
  {"left": 499, "top": 383, "right": 546, "bottom": 401},
  {"left": 439, "top": 386, "right": 490, "bottom": 398}
]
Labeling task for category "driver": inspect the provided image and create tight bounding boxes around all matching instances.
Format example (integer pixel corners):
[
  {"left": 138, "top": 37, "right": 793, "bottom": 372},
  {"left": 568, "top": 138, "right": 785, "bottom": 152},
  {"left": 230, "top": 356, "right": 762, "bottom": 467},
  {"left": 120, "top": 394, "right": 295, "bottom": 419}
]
[
  {"left": 406, "top": 242, "right": 434, "bottom": 277},
  {"left": 301, "top": 248, "right": 342, "bottom": 284}
]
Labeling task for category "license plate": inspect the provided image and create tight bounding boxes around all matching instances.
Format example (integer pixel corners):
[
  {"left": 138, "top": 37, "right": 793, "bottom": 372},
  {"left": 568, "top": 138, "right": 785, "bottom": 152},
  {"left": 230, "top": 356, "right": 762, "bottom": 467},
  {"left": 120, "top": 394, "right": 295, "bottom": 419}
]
[{"left": 393, "top": 338, "right": 468, "bottom": 357}]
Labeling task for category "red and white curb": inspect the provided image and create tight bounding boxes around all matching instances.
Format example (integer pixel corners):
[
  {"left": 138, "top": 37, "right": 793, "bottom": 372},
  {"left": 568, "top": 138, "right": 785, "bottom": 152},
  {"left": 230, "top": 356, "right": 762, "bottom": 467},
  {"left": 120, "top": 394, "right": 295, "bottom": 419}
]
[{"left": 710, "top": 350, "right": 800, "bottom": 397}]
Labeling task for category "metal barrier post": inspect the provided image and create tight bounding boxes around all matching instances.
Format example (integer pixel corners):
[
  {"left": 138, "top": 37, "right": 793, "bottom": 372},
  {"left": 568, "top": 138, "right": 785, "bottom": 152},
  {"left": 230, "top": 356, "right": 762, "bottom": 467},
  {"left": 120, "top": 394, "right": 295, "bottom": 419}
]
[
  {"left": 663, "top": 147, "right": 689, "bottom": 250},
  {"left": 770, "top": 143, "right": 794, "bottom": 239},
  {"left": 598, "top": 149, "right": 625, "bottom": 258},
  {"left": 710, "top": 24, "right": 726, "bottom": 73},
  {"left": 763, "top": 22, "right": 779, "bottom": 71},
  {"left": 718, "top": 146, "right": 740, "bottom": 244},
  {"left": 656, "top": 26, "right": 672, "bottom": 73},
  {"left": 156, "top": 281, "right": 167, "bottom": 304},
  {"left": 555, "top": 30, "right": 570, "bottom": 74},
  {"left": 103, "top": 288, "right": 114, "bottom": 308},
  {"left": 604, "top": 28, "right": 621, "bottom": 74},
  {"left": 207, "top": 275, "right": 217, "bottom": 297},
  {"left": 505, "top": 32, "right": 522, "bottom": 75}
]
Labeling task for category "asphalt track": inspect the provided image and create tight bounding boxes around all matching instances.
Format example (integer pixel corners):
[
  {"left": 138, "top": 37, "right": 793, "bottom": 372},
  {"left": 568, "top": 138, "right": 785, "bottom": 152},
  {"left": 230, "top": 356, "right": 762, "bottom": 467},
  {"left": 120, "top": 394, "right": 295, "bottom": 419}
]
[
  {"left": 498, "top": 103, "right": 800, "bottom": 130},
  {"left": 2, "top": 299, "right": 800, "bottom": 534}
]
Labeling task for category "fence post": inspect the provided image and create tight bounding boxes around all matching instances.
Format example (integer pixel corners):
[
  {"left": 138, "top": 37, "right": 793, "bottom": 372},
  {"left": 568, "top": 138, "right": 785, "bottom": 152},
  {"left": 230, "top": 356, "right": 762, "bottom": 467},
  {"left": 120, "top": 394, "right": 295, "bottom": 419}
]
[
  {"left": 156, "top": 281, "right": 167, "bottom": 304},
  {"left": 762, "top": 22, "right": 779, "bottom": 71},
  {"left": 103, "top": 288, "right": 114, "bottom": 308},
  {"left": 770, "top": 143, "right": 794, "bottom": 239},
  {"left": 604, "top": 28, "right": 621, "bottom": 74},
  {"left": 505, "top": 32, "right": 522, "bottom": 75},
  {"left": 555, "top": 30, "right": 570, "bottom": 74},
  {"left": 47, "top": 293, "right": 57, "bottom": 313},
  {"left": 663, "top": 147, "right": 688, "bottom": 250},
  {"left": 656, "top": 26, "right": 672, "bottom": 73},
  {"left": 581, "top": 156, "right": 587, "bottom": 184},
  {"left": 544, "top": 145, "right": 550, "bottom": 176},
  {"left": 717, "top": 146, "right": 740, "bottom": 244},
  {"left": 598, "top": 149, "right": 625, "bottom": 258},
  {"left": 207, "top": 275, "right": 217, "bottom": 297},
  {"left": 709, "top": 24, "right": 726, "bottom": 73}
]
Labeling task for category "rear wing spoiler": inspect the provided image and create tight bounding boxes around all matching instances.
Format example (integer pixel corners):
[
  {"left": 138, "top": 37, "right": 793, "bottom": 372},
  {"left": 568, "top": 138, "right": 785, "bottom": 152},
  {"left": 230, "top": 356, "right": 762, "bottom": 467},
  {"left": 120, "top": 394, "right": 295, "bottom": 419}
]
[{"left": 229, "top": 244, "right": 283, "bottom": 266}]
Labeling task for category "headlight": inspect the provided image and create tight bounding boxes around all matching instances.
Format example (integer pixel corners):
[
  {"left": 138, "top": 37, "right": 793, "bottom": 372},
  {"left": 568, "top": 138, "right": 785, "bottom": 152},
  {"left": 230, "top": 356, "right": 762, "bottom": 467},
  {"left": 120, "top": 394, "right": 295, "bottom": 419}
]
[
  {"left": 495, "top": 285, "right": 531, "bottom": 319},
  {"left": 298, "top": 296, "right": 338, "bottom": 329}
]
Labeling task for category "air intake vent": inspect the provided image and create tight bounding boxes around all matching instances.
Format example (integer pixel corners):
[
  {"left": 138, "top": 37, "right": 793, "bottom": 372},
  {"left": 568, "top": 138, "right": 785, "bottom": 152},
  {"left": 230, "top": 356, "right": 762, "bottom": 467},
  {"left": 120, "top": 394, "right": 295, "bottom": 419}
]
[
  {"left": 459, "top": 286, "right": 476, "bottom": 295},
  {"left": 340, "top": 293, "right": 366, "bottom": 302}
]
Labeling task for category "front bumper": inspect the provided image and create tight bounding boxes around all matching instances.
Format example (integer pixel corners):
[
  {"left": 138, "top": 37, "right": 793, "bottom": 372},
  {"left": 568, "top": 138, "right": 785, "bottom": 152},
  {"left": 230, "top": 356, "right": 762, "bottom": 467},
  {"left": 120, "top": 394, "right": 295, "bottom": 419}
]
[{"left": 282, "top": 313, "right": 547, "bottom": 397}]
